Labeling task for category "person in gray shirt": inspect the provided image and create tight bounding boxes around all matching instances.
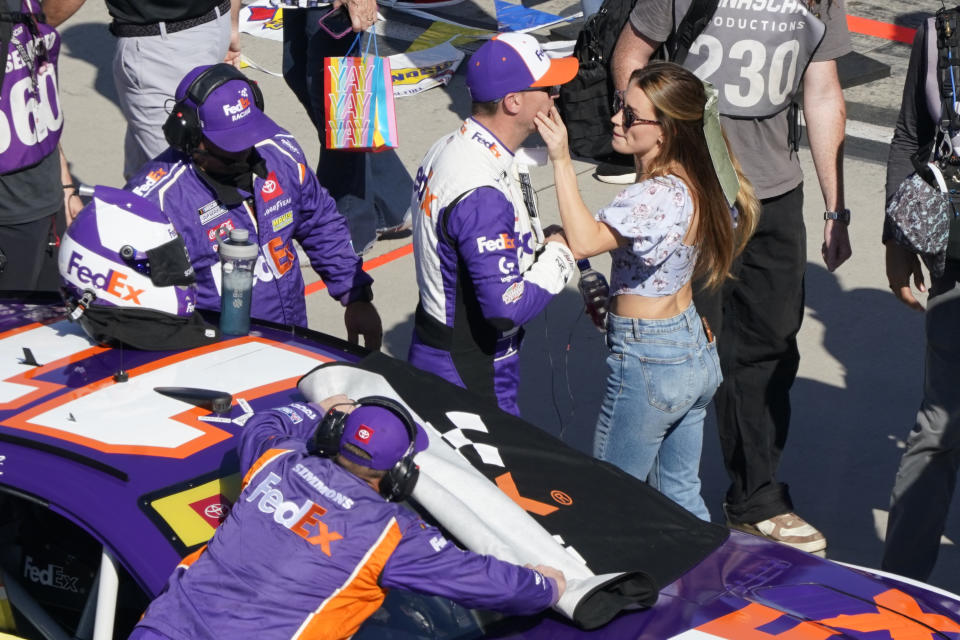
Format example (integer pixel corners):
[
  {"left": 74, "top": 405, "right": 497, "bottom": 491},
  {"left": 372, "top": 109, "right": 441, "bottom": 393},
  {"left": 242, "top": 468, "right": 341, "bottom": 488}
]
[
  {"left": 611, "top": 0, "right": 852, "bottom": 552},
  {"left": 44, "top": 0, "right": 242, "bottom": 179}
]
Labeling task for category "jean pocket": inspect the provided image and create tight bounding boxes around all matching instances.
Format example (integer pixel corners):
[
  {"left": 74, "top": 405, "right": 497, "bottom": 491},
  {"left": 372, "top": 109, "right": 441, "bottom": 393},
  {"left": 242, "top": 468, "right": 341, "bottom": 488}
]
[{"left": 638, "top": 350, "right": 697, "bottom": 413}]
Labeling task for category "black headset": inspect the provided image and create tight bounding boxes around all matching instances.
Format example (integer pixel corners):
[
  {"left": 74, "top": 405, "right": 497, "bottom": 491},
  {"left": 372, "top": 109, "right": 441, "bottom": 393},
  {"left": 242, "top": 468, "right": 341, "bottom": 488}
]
[
  {"left": 311, "top": 395, "right": 420, "bottom": 502},
  {"left": 162, "top": 63, "right": 265, "bottom": 154}
]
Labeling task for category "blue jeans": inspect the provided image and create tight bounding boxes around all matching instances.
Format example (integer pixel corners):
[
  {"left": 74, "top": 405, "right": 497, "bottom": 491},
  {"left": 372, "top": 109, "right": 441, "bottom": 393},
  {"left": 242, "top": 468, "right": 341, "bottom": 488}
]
[{"left": 593, "top": 304, "right": 721, "bottom": 521}]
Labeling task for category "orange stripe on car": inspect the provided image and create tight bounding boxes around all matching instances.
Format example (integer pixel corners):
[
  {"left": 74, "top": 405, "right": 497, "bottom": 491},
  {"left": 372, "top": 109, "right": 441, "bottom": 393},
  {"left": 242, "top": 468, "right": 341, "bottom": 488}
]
[{"left": 292, "top": 517, "right": 403, "bottom": 640}]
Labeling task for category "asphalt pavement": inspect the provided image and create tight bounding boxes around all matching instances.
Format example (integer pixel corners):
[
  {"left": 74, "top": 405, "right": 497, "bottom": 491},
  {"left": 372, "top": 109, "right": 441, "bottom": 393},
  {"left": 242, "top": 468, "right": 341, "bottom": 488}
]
[{"left": 54, "top": 0, "right": 960, "bottom": 592}]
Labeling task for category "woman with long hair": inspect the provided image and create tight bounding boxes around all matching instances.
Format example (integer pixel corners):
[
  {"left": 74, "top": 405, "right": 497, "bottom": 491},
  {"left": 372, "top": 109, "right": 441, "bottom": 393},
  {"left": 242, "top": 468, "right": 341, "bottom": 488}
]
[{"left": 535, "top": 60, "right": 759, "bottom": 519}]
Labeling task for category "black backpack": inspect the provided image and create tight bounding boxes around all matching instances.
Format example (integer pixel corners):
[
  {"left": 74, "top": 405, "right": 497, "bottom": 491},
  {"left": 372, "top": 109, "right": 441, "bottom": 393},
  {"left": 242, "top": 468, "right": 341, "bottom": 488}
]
[{"left": 558, "top": 0, "right": 718, "bottom": 161}]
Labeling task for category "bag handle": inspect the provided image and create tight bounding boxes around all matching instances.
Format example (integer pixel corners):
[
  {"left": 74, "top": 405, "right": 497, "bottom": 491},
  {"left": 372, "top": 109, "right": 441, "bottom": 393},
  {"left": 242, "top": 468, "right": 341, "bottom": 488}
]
[{"left": 345, "top": 27, "right": 379, "bottom": 58}]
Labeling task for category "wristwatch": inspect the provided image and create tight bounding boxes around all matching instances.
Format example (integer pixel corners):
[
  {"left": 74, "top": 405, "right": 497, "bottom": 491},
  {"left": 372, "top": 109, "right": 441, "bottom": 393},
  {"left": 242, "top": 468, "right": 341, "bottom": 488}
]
[{"left": 824, "top": 209, "right": 850, "bottom": 224}]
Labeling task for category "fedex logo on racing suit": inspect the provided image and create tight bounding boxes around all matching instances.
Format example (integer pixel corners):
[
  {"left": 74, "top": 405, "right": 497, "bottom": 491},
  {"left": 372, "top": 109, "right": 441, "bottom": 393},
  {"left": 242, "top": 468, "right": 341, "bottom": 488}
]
[
  {"left": 132, "top": 168, "right": 167, "bottom": 197},
  {"left": 248, "top": 472, "right": 343, "bottom": 556},
  {"left": 23, "top": 556, "right": 81, "bottom": 593},
  {"left": 65, "top": 251, "right": 144, "bottom": 303},
  {"left": 476, "top": 234, "right": 515, "bottom": 254},
  {"left": 469, "top": 130, "right": 501, "bottom": 158}
]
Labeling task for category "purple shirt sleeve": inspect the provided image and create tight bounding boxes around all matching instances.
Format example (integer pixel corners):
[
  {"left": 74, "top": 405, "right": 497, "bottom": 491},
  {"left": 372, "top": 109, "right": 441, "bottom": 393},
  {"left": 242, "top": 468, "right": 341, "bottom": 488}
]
[
  {"left": 380, "top": 518, "right": 557, "bottom": 615},
  {"left": 295, "top": 169, "right": 374, "bottom": 305},
  {"left": 237, "top": 403, "right": 324, "bottom": 474},
  {"left": 446, "top": 187, "right": 572, "bottom": 331}
]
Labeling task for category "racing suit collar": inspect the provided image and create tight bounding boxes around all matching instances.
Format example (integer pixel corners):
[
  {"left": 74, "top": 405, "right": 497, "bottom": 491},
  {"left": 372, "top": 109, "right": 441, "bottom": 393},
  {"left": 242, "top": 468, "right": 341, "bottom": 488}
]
[
  {"left": 460, "top": 118, "right": 515, "bottom": 172},
  {"left": 194, "top": 149, "right": 268, "bottom": 207}
]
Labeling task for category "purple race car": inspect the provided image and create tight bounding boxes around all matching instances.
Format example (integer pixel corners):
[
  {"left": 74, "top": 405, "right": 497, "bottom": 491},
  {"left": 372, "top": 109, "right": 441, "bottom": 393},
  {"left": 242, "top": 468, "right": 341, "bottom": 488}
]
[{"left": 0, "top": 293, "right": 959, "bottom": 640}]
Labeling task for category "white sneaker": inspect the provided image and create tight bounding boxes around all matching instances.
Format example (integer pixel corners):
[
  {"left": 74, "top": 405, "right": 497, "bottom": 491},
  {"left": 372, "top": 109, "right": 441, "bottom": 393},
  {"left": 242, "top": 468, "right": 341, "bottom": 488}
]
[{"left": 730, "top": 512, "right": 827, "bottom": 553}]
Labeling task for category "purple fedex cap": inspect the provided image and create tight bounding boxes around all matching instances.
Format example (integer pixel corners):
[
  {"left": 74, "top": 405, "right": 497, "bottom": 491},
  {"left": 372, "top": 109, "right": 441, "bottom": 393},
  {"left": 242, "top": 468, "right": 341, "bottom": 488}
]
[
  {"left": 466, "top": 32, "right": 579, "bottom": 102},
  {"left": 339, "top": 405, "right": 429, "bottom": 470},
  {"left": 175, "top": 65, "right": 281, "bottom": 152}
]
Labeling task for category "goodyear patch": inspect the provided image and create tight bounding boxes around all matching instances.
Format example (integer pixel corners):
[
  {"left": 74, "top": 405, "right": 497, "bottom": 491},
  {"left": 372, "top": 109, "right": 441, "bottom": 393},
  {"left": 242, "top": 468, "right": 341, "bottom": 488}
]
[{"left": 271, "top": 211, "right": 294, "bottom": 232}]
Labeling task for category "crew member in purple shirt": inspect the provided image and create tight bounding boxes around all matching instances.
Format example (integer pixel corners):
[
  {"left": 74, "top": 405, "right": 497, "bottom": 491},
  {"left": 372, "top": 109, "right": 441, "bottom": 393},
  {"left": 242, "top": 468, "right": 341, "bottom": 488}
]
[{"left": 131, "top": 394, "right": 566, "bottom": 640}]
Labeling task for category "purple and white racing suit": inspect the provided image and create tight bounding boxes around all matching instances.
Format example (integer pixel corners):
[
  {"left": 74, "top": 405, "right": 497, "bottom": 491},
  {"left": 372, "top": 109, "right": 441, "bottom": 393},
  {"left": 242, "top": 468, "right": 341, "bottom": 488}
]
[
  {"left": 409, "top": 119, "right": 575, "bottom": 415},
  {"left": 125, "top": 133, "right": 372, "bottom": 328},
  {"left": 133, "top": 403, "right": 558, "bottom": 640}
]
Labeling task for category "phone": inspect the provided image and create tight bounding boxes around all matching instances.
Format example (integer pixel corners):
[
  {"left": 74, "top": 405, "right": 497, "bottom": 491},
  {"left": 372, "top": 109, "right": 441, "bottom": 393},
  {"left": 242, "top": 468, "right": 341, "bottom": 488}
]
[{"left": 318, "top": 7, "right": 354, "bottom": 39}]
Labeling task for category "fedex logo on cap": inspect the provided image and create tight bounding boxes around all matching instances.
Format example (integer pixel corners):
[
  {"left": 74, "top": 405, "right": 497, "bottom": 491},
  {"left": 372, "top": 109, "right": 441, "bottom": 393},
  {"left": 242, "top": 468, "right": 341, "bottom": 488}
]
[
  {"left": 355, "top": 424, "right": 374, "bottom": 443},
  {"left": 223, "top": 88, "right": 252, "bottom": 121},
  {"left": 65, "top": 251, "right": 144, "bottom": 303}
]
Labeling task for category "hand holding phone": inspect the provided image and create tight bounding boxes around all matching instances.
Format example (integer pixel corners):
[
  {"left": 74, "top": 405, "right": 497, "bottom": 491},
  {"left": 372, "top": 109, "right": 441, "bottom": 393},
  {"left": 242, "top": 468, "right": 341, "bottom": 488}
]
[{"left": 318, "top": 6, "right": 354, "bottom": 38}]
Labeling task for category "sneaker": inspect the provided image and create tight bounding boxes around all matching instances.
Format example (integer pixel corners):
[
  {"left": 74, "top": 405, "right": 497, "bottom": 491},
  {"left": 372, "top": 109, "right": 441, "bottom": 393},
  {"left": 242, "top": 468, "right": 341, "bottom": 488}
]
[
  {"left": 594, "top": 158, "right": 636, "bottom": 185},
  {"left": 729, "top": 512, "right": 827, "bottom": 553}
]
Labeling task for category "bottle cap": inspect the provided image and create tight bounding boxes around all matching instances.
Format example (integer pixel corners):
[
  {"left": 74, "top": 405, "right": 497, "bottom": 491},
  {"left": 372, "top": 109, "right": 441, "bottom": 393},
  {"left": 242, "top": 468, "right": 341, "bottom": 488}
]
[{"left": 218, "top": 227, "right": 258, "bottom": 260}]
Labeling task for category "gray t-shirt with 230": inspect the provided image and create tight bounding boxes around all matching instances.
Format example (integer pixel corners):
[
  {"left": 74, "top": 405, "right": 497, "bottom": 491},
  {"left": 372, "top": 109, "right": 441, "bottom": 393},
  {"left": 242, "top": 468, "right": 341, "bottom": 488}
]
[{"left": 629, "top": 0, "right": 852, "bottom": 200}]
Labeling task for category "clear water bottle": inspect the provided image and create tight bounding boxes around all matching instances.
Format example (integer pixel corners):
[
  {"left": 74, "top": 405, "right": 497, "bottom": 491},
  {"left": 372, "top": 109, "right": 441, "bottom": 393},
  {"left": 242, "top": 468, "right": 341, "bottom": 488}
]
[
  {"left": 577, "top": 259, "right": 609, "bottom": 332},
  {"left": 218, "top": 228, "right": 258, "bottom": 335}
]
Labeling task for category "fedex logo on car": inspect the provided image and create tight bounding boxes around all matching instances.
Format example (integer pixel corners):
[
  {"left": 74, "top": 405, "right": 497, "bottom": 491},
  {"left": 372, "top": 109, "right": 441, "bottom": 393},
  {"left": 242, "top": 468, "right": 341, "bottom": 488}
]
[
  {"left": 23, "top": 556, "right": 81, "bottom": 593},
  {"left": 477, "top": 234, "right": 515, "bottom": 254},
  {"left": 247, "top": 472, "right": 343, "bottom": 556},
  {"left": 65, "top": 251, "right": 144, "bottom": 303}
]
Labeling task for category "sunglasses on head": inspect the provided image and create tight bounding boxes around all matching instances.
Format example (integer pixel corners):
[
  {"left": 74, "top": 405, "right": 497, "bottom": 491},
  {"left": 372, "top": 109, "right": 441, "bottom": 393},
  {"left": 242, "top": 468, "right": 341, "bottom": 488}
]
[{"left": 613, "top": 90, "right": 661, "bottom": 130}]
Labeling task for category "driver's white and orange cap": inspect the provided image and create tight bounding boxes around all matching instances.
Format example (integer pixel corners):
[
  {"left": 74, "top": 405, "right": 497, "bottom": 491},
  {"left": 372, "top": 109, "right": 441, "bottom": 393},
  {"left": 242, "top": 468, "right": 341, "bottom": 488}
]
[{"left": 466, "top": 32, "right": 579, "bottom": 103}]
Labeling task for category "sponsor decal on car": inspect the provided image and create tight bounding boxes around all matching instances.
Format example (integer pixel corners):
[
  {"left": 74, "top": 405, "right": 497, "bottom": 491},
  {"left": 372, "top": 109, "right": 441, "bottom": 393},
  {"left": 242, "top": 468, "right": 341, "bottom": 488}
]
[
  {"left": 147, "top": 473, "right": 242, "bottom": 549},
  {"left": 23, "top": 556, "right": 81, "bottom": 593}
]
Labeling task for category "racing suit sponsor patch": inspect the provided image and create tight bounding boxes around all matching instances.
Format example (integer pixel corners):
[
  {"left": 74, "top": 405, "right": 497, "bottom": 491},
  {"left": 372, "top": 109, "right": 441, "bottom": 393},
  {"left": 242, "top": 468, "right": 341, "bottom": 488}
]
[
  {"left": 247, "top": 472, "right": 343, "bottom": 555},
  {"left": 198, "top": 200, "right": 229, "bottom": 225},
  {"left": 502, "top": 281, "right": 524, "bottom": 304},
  {"left": 261, "top": 171, "right": 284, "bottom": 202},
  {"left": 271, "top": 211, "right": 294, "bottom": 232},
  {"left": 290, "top": 403, "right": 317, "bottom": 420},
  {"left": 132, "top": 168, "right": 168, "bottom": 197},
  {"left": 207, "top": 219, "right": 236, "bottom": 243},
  {"left": 278, "top": 406, "right": 302, "bottom": 423},
  {"left": 477, "top": 233, "right": 515, "bottom": 254}
]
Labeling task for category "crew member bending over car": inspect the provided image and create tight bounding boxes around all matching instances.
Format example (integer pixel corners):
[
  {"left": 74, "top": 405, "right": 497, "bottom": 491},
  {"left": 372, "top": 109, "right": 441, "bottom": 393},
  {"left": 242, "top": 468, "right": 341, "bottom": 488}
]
[
  {"left": 131, "top": 394, "right": 566, "bottom": 640},
  {"left": 126, "top": 63, "right": 382, "bottom": 347}
]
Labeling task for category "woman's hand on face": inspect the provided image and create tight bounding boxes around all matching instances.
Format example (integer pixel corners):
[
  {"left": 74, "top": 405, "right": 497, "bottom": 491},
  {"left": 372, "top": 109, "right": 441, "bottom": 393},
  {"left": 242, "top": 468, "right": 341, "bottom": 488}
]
[{"left": 534, "top": 106, "right": 571, "bottom": 164}]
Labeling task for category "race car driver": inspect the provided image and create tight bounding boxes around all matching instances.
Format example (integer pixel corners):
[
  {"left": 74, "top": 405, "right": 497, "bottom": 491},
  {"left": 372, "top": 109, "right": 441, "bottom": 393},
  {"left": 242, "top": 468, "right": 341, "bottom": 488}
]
[
  {"left": 408, "top": 33, "right": 579, "bottom": 415},
  {"left": 130, "top": 394, "right": 566, "bottom": 640},
  {"left": 126, "top": 64, "right": 382, "bottom": 347}
]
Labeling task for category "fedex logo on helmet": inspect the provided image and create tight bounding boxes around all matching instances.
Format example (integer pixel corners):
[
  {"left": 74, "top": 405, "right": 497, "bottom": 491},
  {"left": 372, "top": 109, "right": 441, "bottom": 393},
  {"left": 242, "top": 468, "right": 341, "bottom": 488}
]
[
  {"left": 476, "top": 233, "right": 516, "bottom": 254},
  {"left": 247, "top": 472, "right": 343, "bottom": 556},
  {"left": 65, "top": 251, "right": 144, "bottom": 303}
]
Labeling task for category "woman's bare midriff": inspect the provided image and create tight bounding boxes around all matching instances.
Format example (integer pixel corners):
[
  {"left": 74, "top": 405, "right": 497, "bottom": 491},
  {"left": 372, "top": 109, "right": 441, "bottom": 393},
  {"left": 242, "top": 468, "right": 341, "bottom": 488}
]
[{"left": 610, "top": 281, "right": 694, "bottom": 319}]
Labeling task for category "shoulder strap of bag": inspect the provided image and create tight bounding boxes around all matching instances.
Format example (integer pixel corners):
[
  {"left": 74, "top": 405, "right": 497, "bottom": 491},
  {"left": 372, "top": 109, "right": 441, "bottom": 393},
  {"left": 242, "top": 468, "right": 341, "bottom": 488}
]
[
  {"left": 666, "top": 0, "right": 720, "bottom": 66},
  {"left": 0, "top": 0, "right": 30, "bottom": 93}
]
